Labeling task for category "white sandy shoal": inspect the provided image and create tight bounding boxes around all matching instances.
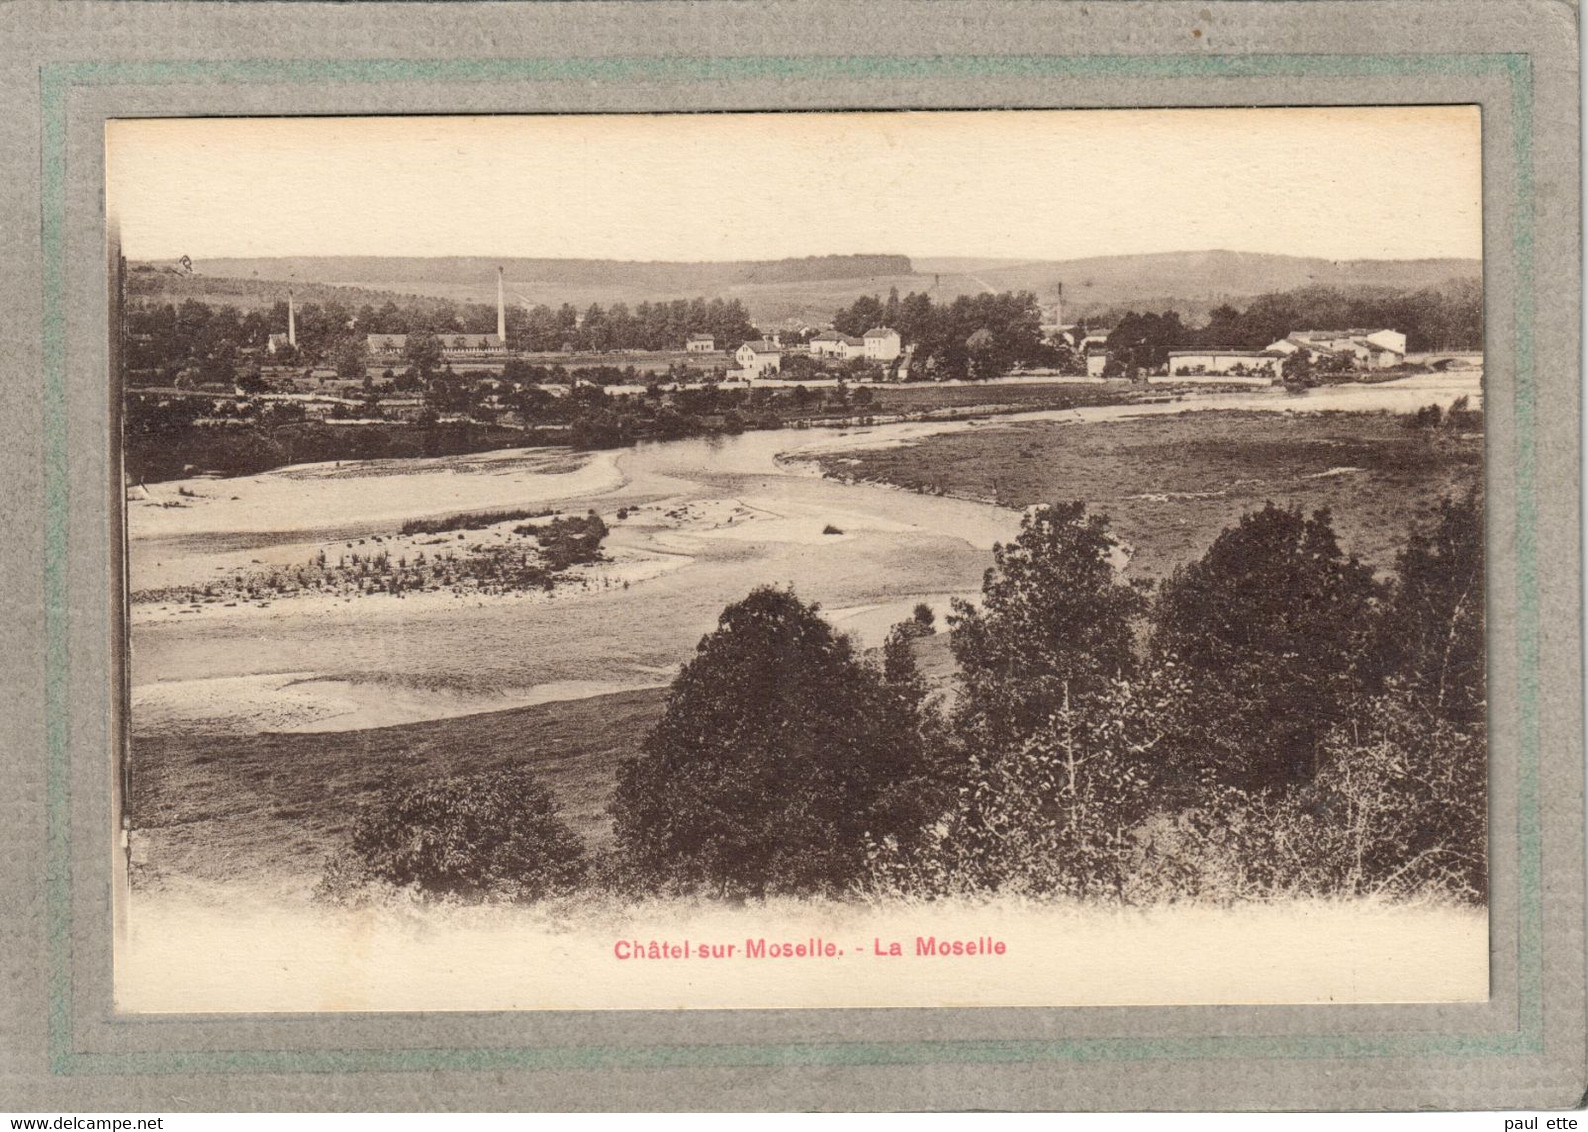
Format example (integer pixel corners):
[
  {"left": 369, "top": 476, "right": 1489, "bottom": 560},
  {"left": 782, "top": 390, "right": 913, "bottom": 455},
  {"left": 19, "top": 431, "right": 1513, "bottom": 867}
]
[
  {"left": 130, "top": 538, "right": 687, "bottom": 627},
  {"left": 131, "top": 670, "right": 668, "bottom": 737},
  {"left": 128, "top": 447, "right": 624, "bottom": 541}
]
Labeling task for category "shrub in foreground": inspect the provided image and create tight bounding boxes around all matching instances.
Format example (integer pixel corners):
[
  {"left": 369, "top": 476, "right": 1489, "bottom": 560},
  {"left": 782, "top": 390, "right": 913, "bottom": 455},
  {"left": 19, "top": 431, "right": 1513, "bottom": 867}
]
[{"left": 316, "top": 766, "right": 586, "bottom": 904}]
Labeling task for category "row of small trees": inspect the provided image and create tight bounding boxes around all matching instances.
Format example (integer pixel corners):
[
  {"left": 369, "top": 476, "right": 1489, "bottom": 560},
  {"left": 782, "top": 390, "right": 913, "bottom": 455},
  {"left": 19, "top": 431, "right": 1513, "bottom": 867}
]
[
  {"left": 324, "top": 489, "right": 1485, "bottom": 908},
  {"left": 1085, "top": 282, "right": 1485, "bottom": 371},
  {"left": 831, "top": 289, "right": 1054, "bottom": 380},
  {"left": 125, "top": 293, "right": 761, "bottom": 384}
]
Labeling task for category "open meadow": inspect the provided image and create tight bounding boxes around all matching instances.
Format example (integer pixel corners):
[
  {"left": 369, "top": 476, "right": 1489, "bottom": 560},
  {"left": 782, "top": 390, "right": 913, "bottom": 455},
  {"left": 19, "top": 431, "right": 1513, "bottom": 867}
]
[{"left": 815, "top": 405, "right": 1482, "bottom": 581}]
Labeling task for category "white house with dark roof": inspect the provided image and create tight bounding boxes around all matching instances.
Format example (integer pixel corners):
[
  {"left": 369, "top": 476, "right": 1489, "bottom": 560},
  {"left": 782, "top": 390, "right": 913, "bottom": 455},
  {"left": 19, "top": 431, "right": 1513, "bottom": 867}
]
[
  {"left": 809, "top": 330, "right": 867, "bottom": 360},
  {"left": 862, "top": 327, "right": 902, "bottom": 361},
  {"left": 734, "top": 340, "right": 783, "bottom": 379},
  {"left": 685, "top": 333, "right": 716, "bottom": 353}
]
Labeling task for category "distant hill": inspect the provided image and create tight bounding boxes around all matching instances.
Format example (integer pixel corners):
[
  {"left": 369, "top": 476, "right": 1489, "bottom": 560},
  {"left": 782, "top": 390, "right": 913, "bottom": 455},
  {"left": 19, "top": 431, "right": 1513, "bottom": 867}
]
[
  {"left": 917, "top": 250, "right": 1482, "bottom": 323},
  {"left": 130, "top": 250, "right": 1480, "bottom": 327},
  {"left": 184, "top": 254, "right": 913, "bottom": 291}
]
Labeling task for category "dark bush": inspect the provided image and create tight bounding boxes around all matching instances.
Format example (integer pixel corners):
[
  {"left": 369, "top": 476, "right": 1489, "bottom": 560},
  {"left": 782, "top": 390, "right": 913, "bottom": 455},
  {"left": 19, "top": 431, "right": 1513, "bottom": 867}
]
[
  {"left": 611, "top": 586, "right": 935, "bottom": 898},
  {"left": 1151, "top": 503, "right": 1384, "bottom": 790},
  {"left": 320, "top": 767, "right": 586, "bottom": 904},
  {"left": 514, "top": 513, "right": 609, "bottom": 570}
]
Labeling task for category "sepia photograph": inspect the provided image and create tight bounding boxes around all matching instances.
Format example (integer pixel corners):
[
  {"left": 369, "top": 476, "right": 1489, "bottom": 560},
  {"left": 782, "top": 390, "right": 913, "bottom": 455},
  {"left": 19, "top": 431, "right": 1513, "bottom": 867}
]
[{"left": 109, "top": 107, "right": 1488, "bottom": 1013}]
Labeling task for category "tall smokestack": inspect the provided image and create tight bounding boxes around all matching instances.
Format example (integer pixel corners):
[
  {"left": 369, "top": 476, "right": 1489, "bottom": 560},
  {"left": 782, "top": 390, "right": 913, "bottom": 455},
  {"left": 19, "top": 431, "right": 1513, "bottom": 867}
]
[
  {"left": 1055, "top": 282, "right": 1063, "bottom": 328},
  {"left": 496, "top": 267, "right": 506, "bottom": 342},
  {"left": 288, "top": 290, "right": 296, "bottom": 347}
]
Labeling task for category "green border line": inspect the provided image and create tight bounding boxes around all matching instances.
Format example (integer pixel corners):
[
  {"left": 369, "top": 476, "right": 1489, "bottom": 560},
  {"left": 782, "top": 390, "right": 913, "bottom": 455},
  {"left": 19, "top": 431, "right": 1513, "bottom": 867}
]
[{"left": 41, "top": 50, "right": 1539, "bottom": 1075}]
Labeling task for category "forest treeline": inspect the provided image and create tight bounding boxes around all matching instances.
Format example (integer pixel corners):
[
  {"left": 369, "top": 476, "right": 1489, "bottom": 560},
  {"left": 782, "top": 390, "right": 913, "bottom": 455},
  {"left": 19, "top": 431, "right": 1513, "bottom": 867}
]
[
  {"left": 127, "top": 276, "right": 1481, "bottom": 390},
  {"left": 1090, "top": 282, "right": 1483, "bottom": 371},
  {"left": 322, "top": 482, "right": 1487, "bottom": 909},
  {"left": 827, "top": 279, "right": 1484, "bottom": 377},
  {"left": 123, "top": 293, "right": 760, "bottom": 382},
  {"left": 125, "top": 379, "right": 915, "bottom": 481}
]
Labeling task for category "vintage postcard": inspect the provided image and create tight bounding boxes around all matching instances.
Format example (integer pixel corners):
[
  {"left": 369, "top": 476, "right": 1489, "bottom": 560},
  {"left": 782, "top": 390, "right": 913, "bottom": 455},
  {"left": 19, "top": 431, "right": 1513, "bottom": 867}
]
[
  {"left": 110, "top": 107, "right": 1493, "bottom": 1014},
  {"left": 5, "top": 0, "right": 1584, "bottom": 1113}
]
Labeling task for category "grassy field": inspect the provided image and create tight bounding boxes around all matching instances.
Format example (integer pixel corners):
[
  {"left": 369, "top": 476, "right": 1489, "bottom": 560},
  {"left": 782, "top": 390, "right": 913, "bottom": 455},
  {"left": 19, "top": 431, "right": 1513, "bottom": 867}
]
[
  {"left": 815, "top": 409, "right": 1483, "bottom": 581},
  {"left": 130, "top": 687, "right": 667, "bottom": 894}
]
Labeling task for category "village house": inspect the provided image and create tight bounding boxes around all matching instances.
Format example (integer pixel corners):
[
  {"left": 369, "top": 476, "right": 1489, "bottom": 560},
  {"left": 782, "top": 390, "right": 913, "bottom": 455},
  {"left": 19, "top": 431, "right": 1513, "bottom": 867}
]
[
  {"left": 1085, "top": 349, "right": 1110, "bottom": 378},
  {"left": 685, "top": 334, "right": 716, "bottom": 353},
  {"left": 439, "top": 332, "right": 507, "bottom": 357},
  {"left": 809, "top": 330, "right": 867, "bottom": 360},
  {"left": 862, "top": 327, "right": 902, "bottom": 362},
  {"left": 1265, "top": 329, "right": 1408, "bottom": 369},
  {"left": 364, "top": 333, "right": 408, "bottom": 358},
  {"left": 733, "top": 340, "right": 783, "bottom": 379}
]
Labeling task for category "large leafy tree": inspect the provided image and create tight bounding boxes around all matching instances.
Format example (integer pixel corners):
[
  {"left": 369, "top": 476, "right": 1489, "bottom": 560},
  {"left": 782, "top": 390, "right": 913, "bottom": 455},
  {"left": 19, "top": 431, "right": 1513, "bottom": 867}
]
[
  {"left": 1151, "top": 503, "right": 1386, "bottom": 791},
  {"left": 1374, "top": 490, "right": 1485, "bottom": 728},
  {"left": 927, "top": 504, "right": 1154, "bottom": 894},
  {"left": 949, "top": 502, "right": 1145, "bottom": 749},
  {"left": 832, "top": 294, "right": 887, "bottom": 337},
  {"left": 1106, "top": 310, "right": 1190, "bottom": 372},
  {"left": 610, "top": 586, "right": 935, "bottom": 897},
  {"left": 334, "top": 338, "right": 370, "bottom": 384},
  {"left": 402, "top": 329, "right": 444, "bottom": 379}
]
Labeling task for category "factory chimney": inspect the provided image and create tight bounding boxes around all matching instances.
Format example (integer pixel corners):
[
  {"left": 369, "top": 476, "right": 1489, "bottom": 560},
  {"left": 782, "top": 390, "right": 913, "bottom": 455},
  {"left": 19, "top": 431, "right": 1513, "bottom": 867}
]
[
  {"left": 496, "top": 267, "right": 506, "bottom": 342},
  {"left": 1055, "top": 281, "right": 1063, "bottom": 329},
  {"left": 288, "top": 290, "right": 296, "bottom": 347}
]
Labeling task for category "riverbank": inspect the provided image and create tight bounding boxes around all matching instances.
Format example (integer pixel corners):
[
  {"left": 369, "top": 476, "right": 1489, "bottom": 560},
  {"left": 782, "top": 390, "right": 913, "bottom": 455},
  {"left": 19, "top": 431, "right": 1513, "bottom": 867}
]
[
  {"left": 125, "top": 379, "right": 1167, "bottom": 484},
  {"left": 130, "top": 510, "right": 633, "bottom": 616}
]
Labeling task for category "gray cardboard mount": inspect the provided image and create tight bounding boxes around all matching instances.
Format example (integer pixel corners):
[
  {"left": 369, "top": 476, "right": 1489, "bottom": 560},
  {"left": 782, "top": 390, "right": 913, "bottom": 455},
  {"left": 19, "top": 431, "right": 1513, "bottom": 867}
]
[{"left": 0, "top": 0, "right": 1582, "bottom": 1113}]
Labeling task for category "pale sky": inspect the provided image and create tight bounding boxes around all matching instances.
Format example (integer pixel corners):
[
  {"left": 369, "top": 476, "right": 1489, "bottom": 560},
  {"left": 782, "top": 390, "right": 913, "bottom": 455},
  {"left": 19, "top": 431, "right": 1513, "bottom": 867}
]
[{"left": 106, "top": 107, "right": 1483, "bottom": 263}]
